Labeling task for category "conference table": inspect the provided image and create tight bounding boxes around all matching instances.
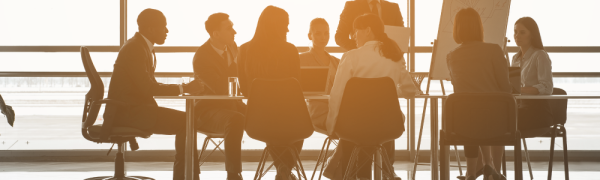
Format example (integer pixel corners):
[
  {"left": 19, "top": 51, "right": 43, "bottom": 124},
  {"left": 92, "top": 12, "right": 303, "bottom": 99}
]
[{"left": 154, "top": 94, "right": 600, "bottom": 180}]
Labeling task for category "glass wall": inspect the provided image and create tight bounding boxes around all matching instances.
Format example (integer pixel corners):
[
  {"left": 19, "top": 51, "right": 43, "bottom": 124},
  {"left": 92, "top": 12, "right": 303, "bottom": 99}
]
[{"left": 0, "top": 0, "right": 599, "bottom": 151}]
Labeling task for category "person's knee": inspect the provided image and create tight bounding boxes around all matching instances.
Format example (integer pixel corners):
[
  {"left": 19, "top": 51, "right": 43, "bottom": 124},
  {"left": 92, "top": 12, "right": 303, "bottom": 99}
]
[{"left": 227, "top": 112, "right": 245, "bottom": 129}]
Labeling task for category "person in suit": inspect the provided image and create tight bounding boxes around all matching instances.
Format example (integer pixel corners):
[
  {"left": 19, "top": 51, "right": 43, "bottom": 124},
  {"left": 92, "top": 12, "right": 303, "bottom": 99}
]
[
  {"left": 446, "top": 8, "right": 511, "bottom": 180},
  {"left": 192, "top": 12, "right": 245, "bottom": 180},
  {"left": 335, "top": 0, "right": 404, "bottom": 51},
  {"left": 105, "top": 9, "right": 205, "bottom": 180},
  {"left": 237, "top": 6, "right": 302, "bottom": 180},
  {"left": 299, "top": 18, "right": 340, "bottom": 133},
  {"left": 325, "top": 13, "right": 417, "bottom": 180}
]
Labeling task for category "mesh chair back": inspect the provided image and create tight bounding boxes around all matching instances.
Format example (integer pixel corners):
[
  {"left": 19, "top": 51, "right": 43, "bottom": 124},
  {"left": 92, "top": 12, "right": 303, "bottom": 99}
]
[
  {"left": 80, "top": 47, "right": 104, "bottom": 128},
  {"left": 444, "top": 93, "right": 517, "bottom": 140},
  {"left": 335, "top": 77, "right": 405, "bottom": 146},
  {"left": 549, "top": 88, "right": 567, "bottom": 125},
  {"left": 245, "top": 78, "right": 314, "bottom": 145}
]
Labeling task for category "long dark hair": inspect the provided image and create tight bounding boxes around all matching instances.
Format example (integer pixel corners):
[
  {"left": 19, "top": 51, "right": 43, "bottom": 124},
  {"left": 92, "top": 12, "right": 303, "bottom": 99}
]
[
  {"left": 251, "top": 6, "right": 289, "bottom": 44},
  {"left": 515, "top": 17, "right": 544, "bottom": 50},
  {"left": 353, "top": 13, "right": 403, "bottom": 62},
  {"left": 453, "top": 8, "right": 484, "bottom": 44}
]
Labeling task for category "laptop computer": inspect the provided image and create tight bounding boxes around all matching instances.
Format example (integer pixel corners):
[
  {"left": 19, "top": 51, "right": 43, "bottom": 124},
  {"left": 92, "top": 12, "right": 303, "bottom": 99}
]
[
  {"left": 300, "top": 66, "right": 329, "bottom": 95},
  {"left": 509, "top": 67, "right": 521, "bottom": 94}
]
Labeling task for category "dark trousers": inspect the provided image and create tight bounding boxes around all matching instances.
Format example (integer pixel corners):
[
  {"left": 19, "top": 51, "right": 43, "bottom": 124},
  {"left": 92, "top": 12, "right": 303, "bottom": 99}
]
[
  {"left": 129, "top": 106, "right": 200, "bottom": 180},
  {"left": 518, "top": 99, "right": 554, "bottom": 131},
  {"left": 197, "top": 109, "right": 245, "bottom": 173},
  {"left": 336, "top": 140, "right": 396, "bottom": 178}
]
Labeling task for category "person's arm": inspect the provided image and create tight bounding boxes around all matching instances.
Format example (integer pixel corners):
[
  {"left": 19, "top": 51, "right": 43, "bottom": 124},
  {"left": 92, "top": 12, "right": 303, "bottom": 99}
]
[
  {"left": 326, "top": 51, "right": 355, "bottom": 135},
  {"left": 491, "top": 45, "right": 512, "bottom": 94},
  {"left": 192, "top": 53, "right": 219, "bottom": 95},
  {"left": 335, "top": 2, "right": 358, "bottom": 50},
  {"left": 390, "top": 2, "right": 405, "bottom": 27},
  {"left": 397, "top": 57, "right": 417, "bottom": 98},
  {"left": 531, "top": 51, "right": 554, "bottom": 95},
  {"left": 122, "top": 47, "right": 179, "bottom": 96},
  {"left": 289, "top": 44, "right": 302, "bottom": 82}
]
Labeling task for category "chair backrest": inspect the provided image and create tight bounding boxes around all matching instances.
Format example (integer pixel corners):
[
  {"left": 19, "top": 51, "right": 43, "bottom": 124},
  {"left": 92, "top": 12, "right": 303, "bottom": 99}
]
[
  {"left": 549, "top": 88, "right": 567, "bottom": 125},
  {"left": 245, "top": 78, "right": 314, "bottom": 145},
  {"left": 335, "top": 77, "right": 405, "bottom": 146},
  {"left": 444, "top": 93, "right": 517, "bottom": 140},
  {"left": 80, "top": 47, "right": 104, "bottom": 137}
]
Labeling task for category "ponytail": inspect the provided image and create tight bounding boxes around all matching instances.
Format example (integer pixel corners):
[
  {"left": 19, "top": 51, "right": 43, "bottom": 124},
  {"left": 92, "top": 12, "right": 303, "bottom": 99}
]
[{"left": 354, "top": 13, "right": 403, "bottom": 62}]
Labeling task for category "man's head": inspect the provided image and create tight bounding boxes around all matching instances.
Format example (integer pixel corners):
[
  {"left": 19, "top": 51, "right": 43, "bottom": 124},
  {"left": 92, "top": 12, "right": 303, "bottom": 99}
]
[
  {"left": 205, "top": 13, "right": 236, "bottom": 46},
  {"left": 137, "top": 8, "right": 168, "bottom": 45}
]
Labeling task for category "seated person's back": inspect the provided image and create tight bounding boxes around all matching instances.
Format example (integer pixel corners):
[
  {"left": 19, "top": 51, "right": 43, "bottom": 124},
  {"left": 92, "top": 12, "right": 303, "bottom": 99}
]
[{"left": 447, "top": 41, "right": 511, "bottom": 93}]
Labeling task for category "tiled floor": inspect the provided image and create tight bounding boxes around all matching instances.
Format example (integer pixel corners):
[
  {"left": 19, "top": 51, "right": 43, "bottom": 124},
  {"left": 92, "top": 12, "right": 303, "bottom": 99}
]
[{"left": 1, "top": 161, "right": 597, "bottom": 180}]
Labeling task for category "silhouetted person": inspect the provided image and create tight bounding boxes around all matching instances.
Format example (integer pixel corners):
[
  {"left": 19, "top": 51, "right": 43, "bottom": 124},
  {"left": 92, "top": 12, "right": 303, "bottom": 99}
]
[
  {"left": 512, "top": 17, "right": 554, "bottom": 132},
  {"left": 325, "top": 13, "right": 416, "bottom": 180},
  {"left": 105, "top": 8, "right": 204, "bottom": 180},
  {"left": 237, "top": 5, "right": 302, "bottom": 180},
  {"left": 335, "top": 0, "right": 404, "bottom": 51},
  {"left": 192, "top": 12, "right": 245, "bottom": 180},
  {"left": 446, "top": 8, "right": 511, "bottom": 180},
  {"left": 299, "top": 18, "right": 340, "bottom": 133}
]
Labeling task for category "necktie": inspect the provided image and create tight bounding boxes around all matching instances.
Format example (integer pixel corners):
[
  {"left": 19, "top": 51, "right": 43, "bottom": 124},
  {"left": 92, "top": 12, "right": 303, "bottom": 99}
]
[{"left": 371, "top": 0, "right": 380, "bottom": 18}]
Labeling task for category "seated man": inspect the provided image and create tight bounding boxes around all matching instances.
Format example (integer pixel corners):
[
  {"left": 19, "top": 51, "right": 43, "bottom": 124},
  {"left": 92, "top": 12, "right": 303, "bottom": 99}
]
[
  {"left": 192, "top": 13, "right": 245, "bottom": 180},
  {"left": 105, "top": 9, "right": 205, "bottom": 180}
]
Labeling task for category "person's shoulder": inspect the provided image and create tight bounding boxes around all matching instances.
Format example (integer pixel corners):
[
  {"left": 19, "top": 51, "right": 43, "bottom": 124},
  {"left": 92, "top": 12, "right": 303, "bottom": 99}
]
[
  {"left": 283, "top": 42, "right": 299, "bottom": 53},
  {"left": 530, "top": 48, "right": 550, "bottom": 59},
  {"left": 382, "top": 0, "right": 400, "bottom": 7}
]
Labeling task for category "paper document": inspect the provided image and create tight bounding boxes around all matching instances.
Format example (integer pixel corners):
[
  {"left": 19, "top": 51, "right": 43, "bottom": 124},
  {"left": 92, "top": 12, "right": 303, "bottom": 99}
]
[{"left": 384, "top": 25, "right": 410, "bottom": 53}]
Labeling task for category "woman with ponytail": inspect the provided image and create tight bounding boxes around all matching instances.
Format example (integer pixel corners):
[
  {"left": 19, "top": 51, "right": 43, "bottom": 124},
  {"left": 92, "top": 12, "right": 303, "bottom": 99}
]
[{"left": 322, "top": 13, "right": 417, "bottom": 180}]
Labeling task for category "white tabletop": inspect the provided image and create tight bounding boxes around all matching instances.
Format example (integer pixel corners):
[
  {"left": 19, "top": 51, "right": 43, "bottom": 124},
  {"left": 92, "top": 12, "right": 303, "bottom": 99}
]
[
  {"left": 154, "top": 95, "right": 330, "bottom": 100},
  {"left": 155, "top": 94, "right": 600, "bottom": 100}
]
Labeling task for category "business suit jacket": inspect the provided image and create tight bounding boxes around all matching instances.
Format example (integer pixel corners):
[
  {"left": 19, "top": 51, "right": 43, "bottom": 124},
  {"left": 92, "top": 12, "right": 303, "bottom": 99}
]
[
  {"left": 106, "top": 32, "right": 180, "bottom": 130},
  {"left": 237, "top": 41, "right": 301, "bottom": 96},
  {"left": 335, "top": 0, "right": 405, "bottom": 50},
  {"left": 192, "top": 40, "right": 243, "bottom": 115}
]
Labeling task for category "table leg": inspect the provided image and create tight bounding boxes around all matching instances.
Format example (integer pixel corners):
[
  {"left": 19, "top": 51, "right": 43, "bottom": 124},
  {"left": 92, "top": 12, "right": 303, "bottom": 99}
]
[
  {"left": 440, "top": 98, "right": 450, "bottom": 180},
  {"left": 185, "top": 99, "right": 195, "bottom": 180},
  {"left": 430, "top": 98, "right": 439, "bottom": 180}
]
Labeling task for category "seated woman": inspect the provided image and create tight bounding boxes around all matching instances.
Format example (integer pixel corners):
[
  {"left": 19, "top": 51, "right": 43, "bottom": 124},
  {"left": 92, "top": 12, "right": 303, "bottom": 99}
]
[
  {"left": 299, "top": 17, "right": 340, "bottom": 133},
  {"left": 512, "top": 17, "right": 554, "bottom": 132},
  {"left": 323, "top": 13, "right": 417, "bottom": 180},
  {"left": 446, "top": 8, "right": 511, "bottom": 180},
  {"left": 237, "top": 6, "right": 302, "bottom": 180}
]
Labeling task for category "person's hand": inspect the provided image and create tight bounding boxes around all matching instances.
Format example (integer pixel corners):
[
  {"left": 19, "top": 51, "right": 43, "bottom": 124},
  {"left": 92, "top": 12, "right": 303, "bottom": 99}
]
[
  {"left": 521, "top": 87, "right": 539, "bottom": 95},
  {"left": 182, "top": 80, "right": 205, "bottom": 95}
]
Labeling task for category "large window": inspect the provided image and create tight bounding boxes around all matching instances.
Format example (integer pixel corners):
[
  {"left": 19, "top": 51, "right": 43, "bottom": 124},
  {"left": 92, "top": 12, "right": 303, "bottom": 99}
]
[
  {"left": 0, "top": 0, "right": 119, "bottom": 46},
  {"left": 1, "top": 0, "right": 599, "bottom": 151}
]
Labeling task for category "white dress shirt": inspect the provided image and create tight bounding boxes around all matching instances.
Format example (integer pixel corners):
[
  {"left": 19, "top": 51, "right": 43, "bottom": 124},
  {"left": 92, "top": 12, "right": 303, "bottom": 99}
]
[
  {"left": 210, "top": 41, "right": 236, "bottom": 66},
  {"left": 511, "top": 47, "right": 554, "bottom": 95},
  {"left": 326, "top": 41, "right": 417, "bottom": 135},
  {"left": 368, "top": 0, "right": 383, "bottom": 17}
]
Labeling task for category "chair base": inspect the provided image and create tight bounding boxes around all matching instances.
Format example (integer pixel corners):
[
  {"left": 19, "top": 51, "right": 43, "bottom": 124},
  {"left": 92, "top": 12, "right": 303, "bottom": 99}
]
[
  {"left": 311, "top": 137, "right": 339, "bottom": 180},
  {"left": 254, "top": 145, "right": 308, "bottom": 180},
  {"left": 84, "top": 176, "right": 154, "bottom": 180}
]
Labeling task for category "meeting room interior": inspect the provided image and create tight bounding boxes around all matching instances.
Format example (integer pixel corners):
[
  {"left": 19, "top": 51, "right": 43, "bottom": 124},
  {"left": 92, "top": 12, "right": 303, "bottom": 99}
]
[{"left": 1, "top": 0, "right": 600, "bottom": 180}]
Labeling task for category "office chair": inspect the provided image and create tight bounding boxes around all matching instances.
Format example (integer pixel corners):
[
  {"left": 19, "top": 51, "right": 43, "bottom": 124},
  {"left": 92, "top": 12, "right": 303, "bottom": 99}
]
[
  {"left": 311, "top": 127, "right": 339, "bottom": 180},
  {"left": 335, "top": 77, "right": 405, "bottom": 180},
  {"left": 80, "top": 46, "right": 153, "bottom": 180},
  {"left": 197, "top": 130, "right": 226, "bottom": 169},
  {"left": 245, "top": 78, "right": 314, "bottom": 180},
  {"left": 520, "top": 87, "right": 570, "bottom": 180},
  {"left": 440, "top": 92, "right": 523, "bottom": 180}
]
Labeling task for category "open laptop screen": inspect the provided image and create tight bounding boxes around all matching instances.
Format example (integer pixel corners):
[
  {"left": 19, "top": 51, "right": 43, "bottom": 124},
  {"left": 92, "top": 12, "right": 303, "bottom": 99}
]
[{"left": 300, "top": 66, "right": 329, "bottom": 94}]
